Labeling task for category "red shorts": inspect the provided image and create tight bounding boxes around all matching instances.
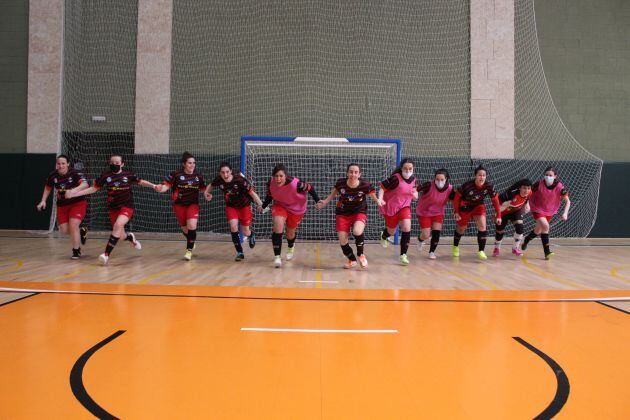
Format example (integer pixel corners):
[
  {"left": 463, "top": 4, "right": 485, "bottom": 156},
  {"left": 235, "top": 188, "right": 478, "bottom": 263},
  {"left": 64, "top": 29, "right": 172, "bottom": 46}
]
[
  {"left": 418, "top": 214, "right": 445, "bottom": 229},
  {"left": 174, "top": 204, "right": 200, "bottom": 226},
  {"left": 226, "top": 205, "right": 252, "bottom": 227},
  {"left": 456, "top": 205, "right": 486, "bottom": 227},
  {"left": 383, "top": 207, "right": 411, "bottom": 229},
  {"left": 109, "top": 207, "right": 134, "bottom": 226},
  {"left": 336, "top": 213, "right": 367, "bottom": 233},
  {"left": 272, "top": 204, "right": 304, "bottom": 229},
  {"left": 532, "top": 212, "right": 554, "bottom": 223},
  {"left": 57, "top": 200, "right": 87, "bottom": 225}
]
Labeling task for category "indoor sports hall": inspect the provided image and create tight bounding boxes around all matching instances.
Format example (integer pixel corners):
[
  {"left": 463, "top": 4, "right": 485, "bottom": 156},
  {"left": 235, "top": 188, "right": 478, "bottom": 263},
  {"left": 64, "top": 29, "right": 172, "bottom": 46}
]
[{"left": 1, "top": 0, "right": 628, "bottom": 418}]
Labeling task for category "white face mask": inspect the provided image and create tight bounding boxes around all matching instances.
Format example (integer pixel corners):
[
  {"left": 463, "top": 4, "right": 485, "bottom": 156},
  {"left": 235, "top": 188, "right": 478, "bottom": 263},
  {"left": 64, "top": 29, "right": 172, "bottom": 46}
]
[
  {"left": 435, "top": 180, "right": 446, "bottom": 189},
  {"left": 402, "top": 171, "right": 413, "bottom": 180},
  {"left": 544, "top": 175, "right": 555, "bottom": 186}
]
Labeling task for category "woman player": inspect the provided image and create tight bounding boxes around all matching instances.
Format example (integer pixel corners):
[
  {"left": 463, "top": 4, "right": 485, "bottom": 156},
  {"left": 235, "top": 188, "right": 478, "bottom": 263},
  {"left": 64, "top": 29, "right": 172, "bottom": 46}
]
[
  {"left": 65, "top": 154, "right": 157, "bottom": 265},
  {"left": 154, "top": 152, "right": 207, "bottom": 261},
  {"left": 452, "top": 165, "right": 502, "bottom": 260},
  {"left": 317, "top": 163, "right": 383, "bottom": 269},
  {"left": 377, "top": 158, "right": 418, "bottom": 265},
  {"left": 36, "top": 155, "right": 89, "bottom": 259},
  {"left": 492, "top": 179, "right": 532, "bottom": 257},
  {"left": 261, "top": 164, "right": 322, "bottom": 268},
  {"left": 205, "top": 162, "right": 263, "bottom": 261},
  {"left": 520, "top": 167, "right": 570, "bottom": 259},
  {"left": 415, "top": 168, "right": 455, "bottom": 259}
]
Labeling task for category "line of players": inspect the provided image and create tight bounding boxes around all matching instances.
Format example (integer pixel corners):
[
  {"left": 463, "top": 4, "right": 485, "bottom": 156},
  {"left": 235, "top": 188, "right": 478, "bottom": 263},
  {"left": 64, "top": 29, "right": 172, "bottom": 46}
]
[{"left": 38, "top": 153, "right": 570, "bottom": 267}]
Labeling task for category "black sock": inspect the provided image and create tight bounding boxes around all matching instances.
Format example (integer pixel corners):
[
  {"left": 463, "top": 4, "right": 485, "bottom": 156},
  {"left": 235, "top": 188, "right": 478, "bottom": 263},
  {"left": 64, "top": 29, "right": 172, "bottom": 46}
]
[
  {"left": 453, "top": 231, "right": 462, "bottom": 247},
  {"left": 477, "top": 230, "right": 487, "bottom": 252},
  {"left": 381, "top": 228, "right": 391, "bottom": 240},
  {"left": 231, "top": 232, "right": 243, "bottom": 253},
  {"left": 272, "top": 232, "right": 282, "bottom": 256},
  {"left": 182, "top": 231, "right": 188, "bottom": 240},
  {"left": 105, "top": 235, "right": 119, "bottom": 255},
  {"left": 355, "top": 234, "right": 365, "bottom": 256},
  {"left": 429, "top": 230, "right": 440, "bottom": 252},
  {"left": 495, "top": 231, "right": 505, "bottom": 242},
  {"left": 341, "top": 243, "right": 357, "bottom": 261},
  {"left": 400, "top": 231, "right": 410, "bottom": 255},
  {"left": 524, "top": 231, "right": 537, "bottom": 245},
  {"left": 186, "top": 229, "right": 196, "bottom": 251},
  {"left": 541, "top": 233, "right": 551, "bottom": 255},
  {"left": 287, "top": 233, "right": 296, "bottom": 248}
]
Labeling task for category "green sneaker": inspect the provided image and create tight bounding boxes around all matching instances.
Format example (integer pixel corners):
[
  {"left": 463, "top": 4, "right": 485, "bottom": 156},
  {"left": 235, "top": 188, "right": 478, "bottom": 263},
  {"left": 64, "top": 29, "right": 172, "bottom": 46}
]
[
  {"left": 399, "top": 254, "right": 409, "bottom": 265},
  {"left": 452, "top": 245, "right": 460, "bottom": 257},
  {"left": 286, "top": 246, "right": 295, "bottom": 261},
  {"left": 184, "top": 250, "right": 192, "bottom": 261},
  {"left": 477, "top": 250, "right": 488, "bottom": 261},
  {"left": 545, "top": 252, "right": 555, "bottom": 260}
]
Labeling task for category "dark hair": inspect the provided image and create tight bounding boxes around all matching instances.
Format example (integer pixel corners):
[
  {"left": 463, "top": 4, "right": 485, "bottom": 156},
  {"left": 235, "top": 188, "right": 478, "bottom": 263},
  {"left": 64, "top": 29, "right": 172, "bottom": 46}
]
[
  {"left": 56, "top": 154, "right": 70, "bottom": 164},
  {"left": 272, "top": 163, "right": 287, "bottom": 176},
  {"left": 506, "top": 178, "right": 532, "bottom": 192},
  {"left": 474, "top": 165, "right": 487, "bottom": 176},
  {"left": 181, "top": 151, "right": 195, "bottom": 164},
  {"left": 218, "top": 161, "right": 232, "bottom": 171},
  {"left": 393, "top": 158, "right": 414, "bottom": 175},
  {"left": 434, "top": 168, "right": 449, "bottom": 180},
  {"left": 110, "top": 154, "right": 124, "bottom": 163},
  {"left": 544, "top": 166, "right": 557, "bottom": 175},
  {"left": 346, "top": 163, "right": 361, "bottom": 173}
]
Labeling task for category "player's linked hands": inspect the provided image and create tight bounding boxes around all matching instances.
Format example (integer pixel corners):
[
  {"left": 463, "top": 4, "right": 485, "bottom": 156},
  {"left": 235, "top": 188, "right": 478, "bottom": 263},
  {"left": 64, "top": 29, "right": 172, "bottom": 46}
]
[
  {"left": 315, "top": 200, "right": 326, "bottom": 210},
  {"left": 376, "top": 198, "right": 386, "bottom": 207},
  {"left": 204, "top": 192, "right": 213, "bottom": 201}
]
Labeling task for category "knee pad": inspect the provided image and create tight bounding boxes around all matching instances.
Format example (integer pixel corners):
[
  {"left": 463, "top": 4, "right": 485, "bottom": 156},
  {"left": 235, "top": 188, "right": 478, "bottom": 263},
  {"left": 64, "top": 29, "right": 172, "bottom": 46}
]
[{"left": 514, "top": 224, "right": 524, "bottom": 235}]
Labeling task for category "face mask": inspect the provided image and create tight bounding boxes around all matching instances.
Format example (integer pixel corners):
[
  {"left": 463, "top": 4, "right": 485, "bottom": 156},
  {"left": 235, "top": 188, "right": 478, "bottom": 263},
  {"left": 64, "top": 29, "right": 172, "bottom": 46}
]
[
  {"left": 402, "top": 171, "right": 413, "bottom": 180},
  {"left": 110, "top": 164, "right": 121, "bottom": 172},
  {"left": 544, "top": 175, "right": 555, "bottom": 186},
  {"left": 435, "top": 180, "right": 446, "bottom": 189}
]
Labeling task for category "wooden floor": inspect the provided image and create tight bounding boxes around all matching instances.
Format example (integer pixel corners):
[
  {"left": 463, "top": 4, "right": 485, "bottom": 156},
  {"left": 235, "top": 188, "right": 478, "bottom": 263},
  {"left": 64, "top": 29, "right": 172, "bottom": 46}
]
[{"left": 1, "top": 231, "right": 629, "bottom": 418}]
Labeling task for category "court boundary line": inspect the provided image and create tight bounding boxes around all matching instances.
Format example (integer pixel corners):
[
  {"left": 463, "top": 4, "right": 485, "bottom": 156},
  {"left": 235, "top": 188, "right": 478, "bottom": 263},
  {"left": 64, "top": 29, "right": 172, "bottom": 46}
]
[
  {"left": 1, "top": 287, "right": 628, "bottom": 303},
  {"left": 513, "top": 337, "right": 570, "bottom": 419},
  {"left": 596, "top": 301, "right": 630, "bottom": 315},
  {"left": 70, "top": 330, "right": 125, "bottom": 420},
  {"left": 0, "top": 292, "right": 39, "bottom": 308}
]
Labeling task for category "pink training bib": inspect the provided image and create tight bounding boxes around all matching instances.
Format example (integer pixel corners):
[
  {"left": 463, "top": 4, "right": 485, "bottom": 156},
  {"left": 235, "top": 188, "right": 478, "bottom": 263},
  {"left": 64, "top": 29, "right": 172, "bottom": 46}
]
[
  {"left": 380, "top": 173, "right": 416, "bottom": 216},
  {"left": 529, "top": 179, "right": 564, "bottom": 216},
  {"left": 416, "top": 182, "right": 453, "bottom": 217},
  {"left": 269, "top": 177, "right": 308, "bottom": 215}
]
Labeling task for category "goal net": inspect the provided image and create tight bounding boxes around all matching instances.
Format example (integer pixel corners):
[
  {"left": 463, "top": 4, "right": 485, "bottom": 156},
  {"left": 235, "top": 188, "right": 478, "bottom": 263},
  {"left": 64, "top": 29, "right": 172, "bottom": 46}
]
[{"left": 242, "top": 137, "right": 399, "bottom": 241}]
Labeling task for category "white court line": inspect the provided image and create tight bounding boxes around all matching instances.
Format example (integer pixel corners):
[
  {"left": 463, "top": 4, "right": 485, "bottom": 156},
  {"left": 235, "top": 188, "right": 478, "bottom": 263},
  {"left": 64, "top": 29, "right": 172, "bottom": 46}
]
[
  {"left": 241, "top": 327, "right": 398, "bottom": 333},
  {"left": 298, "top": 280, "right": 338, "bottom": 284}
]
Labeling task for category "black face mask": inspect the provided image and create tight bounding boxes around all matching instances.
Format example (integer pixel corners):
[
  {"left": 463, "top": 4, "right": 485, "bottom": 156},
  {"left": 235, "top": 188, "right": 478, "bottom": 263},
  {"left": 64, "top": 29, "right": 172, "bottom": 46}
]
[{"left": 110, "top": 164, "right": 121, "bottom": 172}]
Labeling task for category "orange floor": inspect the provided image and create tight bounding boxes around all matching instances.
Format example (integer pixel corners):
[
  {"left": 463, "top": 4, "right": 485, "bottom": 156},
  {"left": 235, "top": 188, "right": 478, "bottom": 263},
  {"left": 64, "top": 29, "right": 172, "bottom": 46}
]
[{"left": 1, "top": 281, "right": 628, "bottom": 419}]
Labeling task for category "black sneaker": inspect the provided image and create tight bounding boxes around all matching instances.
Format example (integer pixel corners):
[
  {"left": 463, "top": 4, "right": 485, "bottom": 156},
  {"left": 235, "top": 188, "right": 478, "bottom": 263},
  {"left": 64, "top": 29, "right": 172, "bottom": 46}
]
[
  {"left": 71, "top": 248, "right": 81, "bottom": 260},
  {"left": 248, "top": 232, "right": 256, "bottom": 249},
  {"left": 521, "top": 241, "right": 528, "bottom": 251},
  {"left": 235, "top": 252, "right": 245, "bottom": 261},
  {"left": 80, "top": 226, "right": 88, "bottom": 245}
]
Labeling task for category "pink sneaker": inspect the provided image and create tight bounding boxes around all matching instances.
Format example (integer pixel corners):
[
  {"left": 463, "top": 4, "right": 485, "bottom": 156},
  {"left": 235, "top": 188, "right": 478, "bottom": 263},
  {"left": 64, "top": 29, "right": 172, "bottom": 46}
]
[
  {"left": 492, "top": 248, "right": 500, "bottom": 257},
  {"left": 512, "top": 247, "right": 523, "bottom": 256}
]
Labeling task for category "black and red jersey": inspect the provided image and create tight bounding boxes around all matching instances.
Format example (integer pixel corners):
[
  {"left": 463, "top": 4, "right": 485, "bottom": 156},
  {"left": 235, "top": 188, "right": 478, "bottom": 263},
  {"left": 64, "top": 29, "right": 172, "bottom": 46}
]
[
  {"left": 94, "top": 170, "right": 141, "bottom": 210},
  {"left": 45, "top": 169, "right": 87, "bottom": 207},
  {"left": 165, "top": 170, "right": 206, "bottom": 206},
  {"left": 455, "top": 180, "right": 498, "bottom": 212},
  {"left": 333, "top": 178, "right": 375, "bottom": 216},
  {"left": 498, "top": 188, "right": 532, "bottom": 215},
  {"left": 211, "top": 173, "right": 253, "bottom": 209}
]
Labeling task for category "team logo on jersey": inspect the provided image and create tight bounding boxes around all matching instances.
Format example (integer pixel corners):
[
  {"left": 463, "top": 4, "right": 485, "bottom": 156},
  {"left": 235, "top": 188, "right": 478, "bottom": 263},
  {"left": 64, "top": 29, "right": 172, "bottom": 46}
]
[
  {"left": 180, "top": 175, "right": 185, "bottom": 180},
  {"left": 122, "top": 177, "right": 128, "bottom": 183},
  {"left": 106, "top": 177, "right": 112, "bottom": 183},
  {"left": 219, "top": 185, "right": 224, "bottom": 190},
  {"left": 68, "top": 177, "right": 73, "bottom": 183},
  {"left": 195, "top": 177, "right": 199, "bottom": 182},
  {"left": 340, "top": 188, "right": 345, "bottom": 194},
  {"left": 469, "top": 191, "right": 474, "bottom": 196}
]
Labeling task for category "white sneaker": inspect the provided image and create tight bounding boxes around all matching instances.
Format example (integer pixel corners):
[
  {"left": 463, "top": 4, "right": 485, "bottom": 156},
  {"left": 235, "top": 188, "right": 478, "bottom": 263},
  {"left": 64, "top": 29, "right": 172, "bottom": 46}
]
[
  {"left": 358, "top": 255, "right": 368, "bottom": 268},
  {"left": 286, "top": 246, "right": 295, "bottom": 261},
  {"left": 274, "top": 256, "right": 282, "bottom": 268},
  {"left": 98, "top": 253, "right": 109, "bottom": 265},
  {"left": 127, "top": 232, "right": 142, "bottom": 250},
  {"left": 417, "top": 240, "right": 425, "bottom": 253},
  {"left": 428, "top": 252, "right": 437, "bottom": 260}
]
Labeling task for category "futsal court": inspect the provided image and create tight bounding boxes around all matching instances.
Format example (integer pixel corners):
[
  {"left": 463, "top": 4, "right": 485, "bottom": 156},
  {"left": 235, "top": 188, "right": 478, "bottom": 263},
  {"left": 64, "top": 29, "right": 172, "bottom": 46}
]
[{"left": 3, "top": 0, "right": 630, "bottom": 418}]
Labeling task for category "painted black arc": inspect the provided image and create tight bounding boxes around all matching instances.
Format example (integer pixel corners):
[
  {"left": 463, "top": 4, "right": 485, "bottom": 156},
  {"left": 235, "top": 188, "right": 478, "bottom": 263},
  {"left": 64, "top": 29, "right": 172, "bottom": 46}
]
[
  {"left": 70, "top": 330, "right": 126, "bottom": 420},
  {"left": 513, "top": 337, "right": 570, "bottom": 419}
]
